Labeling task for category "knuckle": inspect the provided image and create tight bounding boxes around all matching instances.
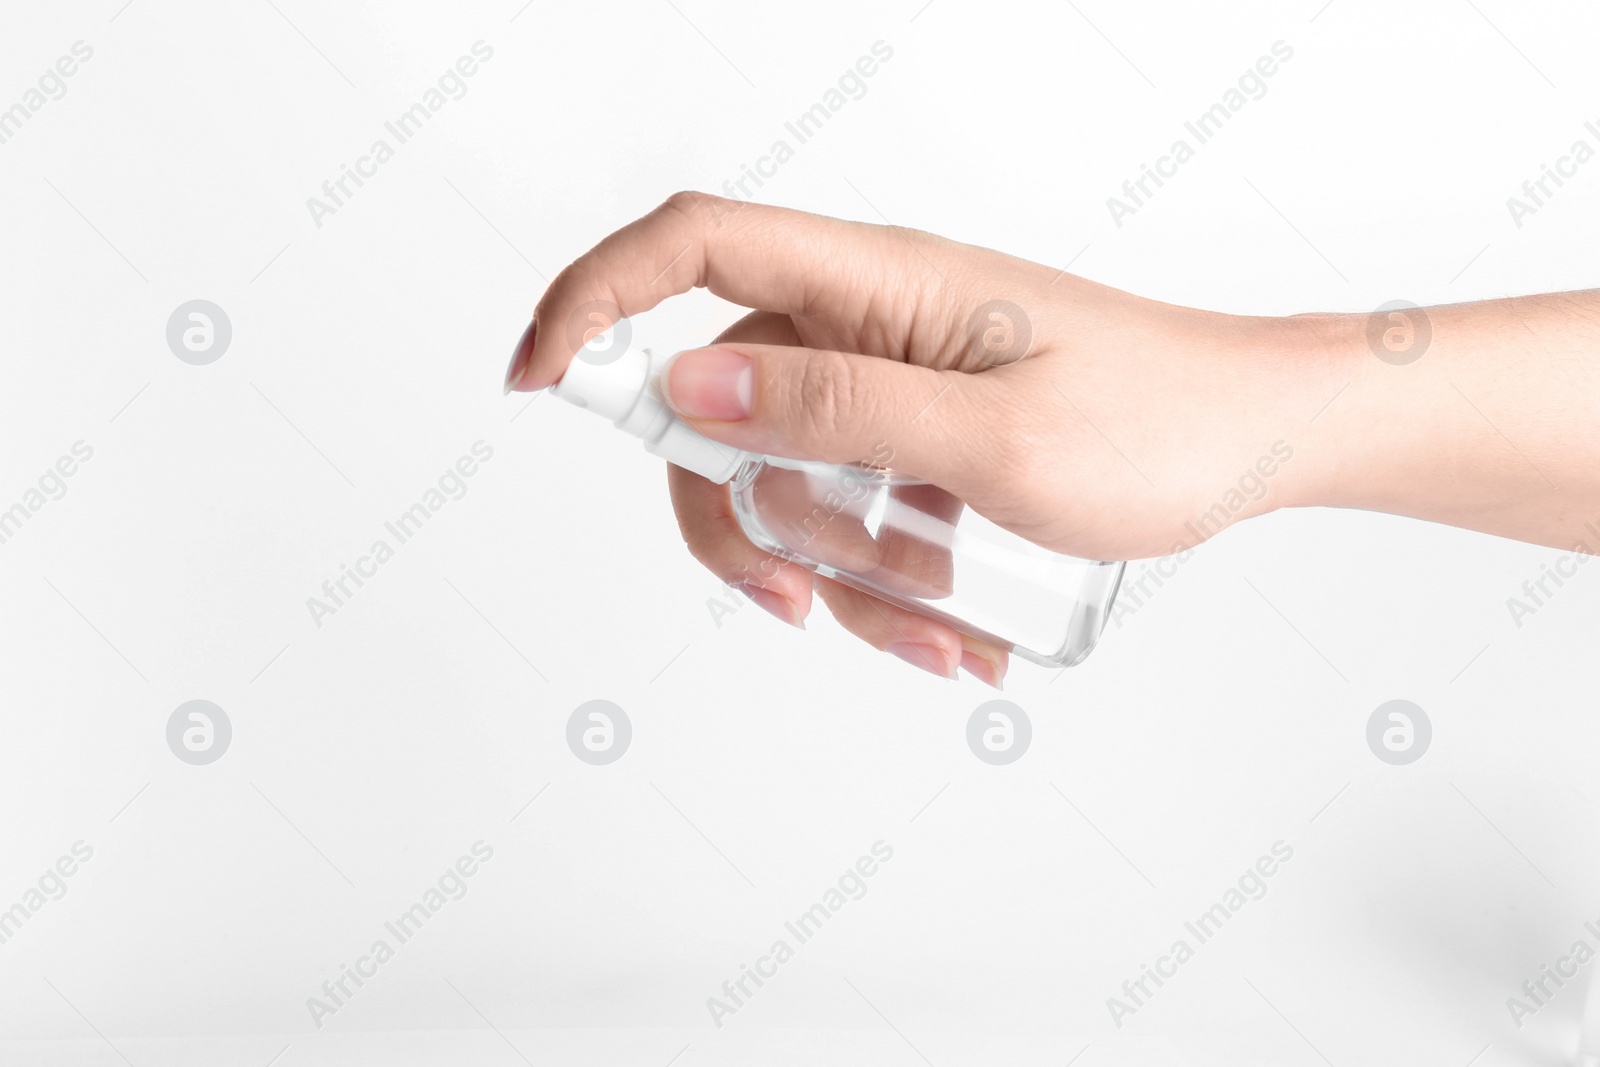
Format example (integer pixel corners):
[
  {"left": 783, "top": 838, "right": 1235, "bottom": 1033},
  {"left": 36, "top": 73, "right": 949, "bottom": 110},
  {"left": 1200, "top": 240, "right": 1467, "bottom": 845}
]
[
  {"left": 792, "top": 352, "right": 857, "bottom": 445},
  {"left": 888, "top": 224, "right": 954, "bottom": 261},
  {"left": 660, "top": 189, "right": 721, "bottom": 224}
]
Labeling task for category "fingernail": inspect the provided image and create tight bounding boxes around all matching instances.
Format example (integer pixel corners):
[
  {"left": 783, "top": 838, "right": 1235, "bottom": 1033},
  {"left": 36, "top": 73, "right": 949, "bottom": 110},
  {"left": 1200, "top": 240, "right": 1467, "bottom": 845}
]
[
  {"left": 738, "top": 583, "right": 804, "bottom": 629},
  {"left": 663, "top": 348, "right": 753, "bottom": 420},
  {"left": 504, "top": 319, "right": 537, "bottom": 394},
  {"left": 960, "top": 650, "right": 1006, "bottom": 690},
  {"left": 887, "top": 641, "right": 957, "bottom": 680}
]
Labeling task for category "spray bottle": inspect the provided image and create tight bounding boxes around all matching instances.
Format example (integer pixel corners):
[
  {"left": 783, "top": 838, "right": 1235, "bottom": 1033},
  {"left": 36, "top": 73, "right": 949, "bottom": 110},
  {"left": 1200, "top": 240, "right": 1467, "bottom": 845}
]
[{"left": 550, "top": 331, "right": 1124, "bottom": 667}]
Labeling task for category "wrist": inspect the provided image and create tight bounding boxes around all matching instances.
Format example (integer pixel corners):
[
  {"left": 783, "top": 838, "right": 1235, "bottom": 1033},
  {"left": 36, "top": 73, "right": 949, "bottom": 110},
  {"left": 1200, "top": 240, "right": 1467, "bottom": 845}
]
[
  {"left": 1247, "top": 310, "right": 1372, "bottom": 515},
  {"left": 1203, "top": 308, "right": 1363, "bottom": 524},
  {"left": 1275, "top": 297, "right": 1600, "bottom": 549}
]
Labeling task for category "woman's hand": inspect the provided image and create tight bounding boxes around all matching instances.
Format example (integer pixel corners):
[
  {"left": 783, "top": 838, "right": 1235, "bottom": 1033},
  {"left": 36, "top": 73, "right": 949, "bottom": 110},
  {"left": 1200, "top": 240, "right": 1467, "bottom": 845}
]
[
  {"left": 504, "top": 192, "right": 1600, "bottom": 684},
  {"left": 504, "top": 193, "right": 1329, "bottom": 685}
]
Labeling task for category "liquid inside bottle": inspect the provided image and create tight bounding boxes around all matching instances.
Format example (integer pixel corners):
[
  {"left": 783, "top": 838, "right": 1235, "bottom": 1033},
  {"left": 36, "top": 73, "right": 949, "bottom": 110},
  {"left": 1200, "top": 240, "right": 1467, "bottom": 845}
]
[{"left": 728, "top": 457, "right": 1124, "bottom": 667}]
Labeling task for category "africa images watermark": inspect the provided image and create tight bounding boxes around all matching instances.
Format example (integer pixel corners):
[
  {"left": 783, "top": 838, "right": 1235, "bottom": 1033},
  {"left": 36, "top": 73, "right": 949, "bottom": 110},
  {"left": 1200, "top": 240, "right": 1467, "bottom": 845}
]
[
  {"left": 306, "top": 41, "right": 494, "bottom": 228},
  {"left": 1106, "top": 840, "right": 1294, "bottom": 1028},
  {"left": 306, "top": 441, "right": 495, "bottom": 628},
  {"left": 1112, "top": 441, "right": 1294, "bottom": 627},
  {"left": 1107, "top": 40, "right": 1295, "bottom": 228},
  {"left": 705, "top": 840, "right": 895, "bottom": 1027},
  {"left": 707, "top": 40, "right": 895, "bottom": 226},
  {"left": 1506, "top": 118, "right": 1600, "bottom": 229},
  {"left": 305, "top": 840, "right": 495, "bottom": 1028},
  {"left": 0, "top": 41, "right": 94, "bottom": 148},
  {"left": 1502, "top": 908, "right": 1600, "bottom": 1029},
  {"left": 0, "top": 841, "right": 95, "bottom": 948},
  {"left": 0, "top": 440, "right": 94, "bottom": 549},
  {"left": 1503, "top": 520, "right": 1600, "bottom": 629}
]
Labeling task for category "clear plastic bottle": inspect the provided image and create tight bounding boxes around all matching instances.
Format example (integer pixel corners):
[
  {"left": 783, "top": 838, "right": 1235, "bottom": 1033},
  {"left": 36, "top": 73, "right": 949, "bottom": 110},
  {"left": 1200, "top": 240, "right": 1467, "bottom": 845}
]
[{"left": 551, "top": 332, "right": 1125, "bottom": 667}]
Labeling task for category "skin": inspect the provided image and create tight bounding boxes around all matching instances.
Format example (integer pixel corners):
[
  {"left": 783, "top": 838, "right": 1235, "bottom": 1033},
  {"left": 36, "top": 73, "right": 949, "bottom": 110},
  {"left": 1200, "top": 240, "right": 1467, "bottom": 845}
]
[{"left": 505, "top": 192, "right": 1600, "bottom": 687}]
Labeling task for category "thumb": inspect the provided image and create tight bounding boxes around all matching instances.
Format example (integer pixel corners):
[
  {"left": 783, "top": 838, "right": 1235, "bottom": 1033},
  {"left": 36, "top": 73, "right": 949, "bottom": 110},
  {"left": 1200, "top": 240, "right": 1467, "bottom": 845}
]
[{"left": 659, "top": 343, "right": 998, "bottom": 485}]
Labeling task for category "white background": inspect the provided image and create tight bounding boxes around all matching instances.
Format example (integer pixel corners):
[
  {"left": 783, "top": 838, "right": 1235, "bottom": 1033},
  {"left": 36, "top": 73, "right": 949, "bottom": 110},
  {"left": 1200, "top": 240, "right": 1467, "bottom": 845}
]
[{"left": 2, "top": 0, "right": 1599, "bottom": 1064}]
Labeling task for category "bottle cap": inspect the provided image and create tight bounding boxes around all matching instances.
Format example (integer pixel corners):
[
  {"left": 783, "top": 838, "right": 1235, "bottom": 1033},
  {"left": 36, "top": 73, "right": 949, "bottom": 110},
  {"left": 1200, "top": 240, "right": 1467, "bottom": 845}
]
[{"left": 550, "top": 329, "right": 751, "bottom": 485}]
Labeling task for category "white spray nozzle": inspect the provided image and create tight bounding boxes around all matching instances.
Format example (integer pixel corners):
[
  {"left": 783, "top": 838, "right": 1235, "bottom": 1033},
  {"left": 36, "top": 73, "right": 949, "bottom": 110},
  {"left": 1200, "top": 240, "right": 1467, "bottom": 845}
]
[{"left": 550, "top": 329, "right": 752, "bottom": 485}]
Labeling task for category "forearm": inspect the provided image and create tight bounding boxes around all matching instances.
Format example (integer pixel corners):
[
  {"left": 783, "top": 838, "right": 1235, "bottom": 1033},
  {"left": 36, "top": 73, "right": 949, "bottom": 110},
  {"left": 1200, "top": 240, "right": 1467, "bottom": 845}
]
[{"left": 1284, "top": 290, "right": 1600, "bottom": 551}]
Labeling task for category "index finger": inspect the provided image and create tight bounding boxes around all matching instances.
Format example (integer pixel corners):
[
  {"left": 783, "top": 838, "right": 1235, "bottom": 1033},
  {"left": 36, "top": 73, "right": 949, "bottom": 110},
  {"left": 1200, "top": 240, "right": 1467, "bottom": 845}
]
[{"left": 507, "top": 191, "right": 953, "bottom": 392}]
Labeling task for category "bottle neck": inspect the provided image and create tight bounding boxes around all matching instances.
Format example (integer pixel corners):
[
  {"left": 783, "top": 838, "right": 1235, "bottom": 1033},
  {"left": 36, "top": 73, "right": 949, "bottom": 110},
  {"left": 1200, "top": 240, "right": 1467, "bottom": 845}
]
[{"left": 552, "top": 338, "right": 754, "bottom": 483}]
